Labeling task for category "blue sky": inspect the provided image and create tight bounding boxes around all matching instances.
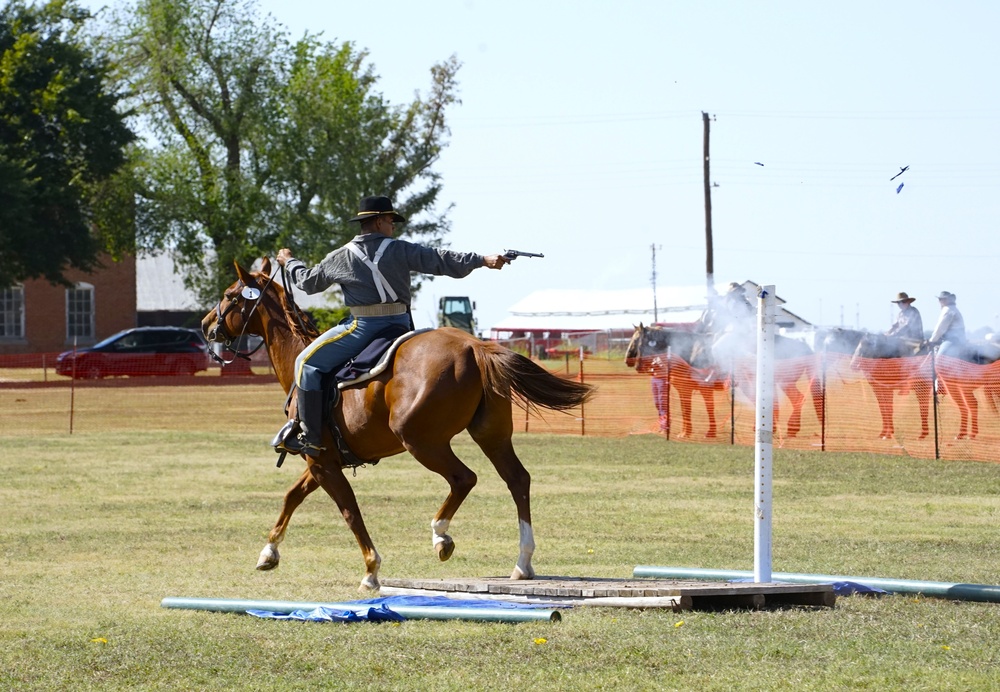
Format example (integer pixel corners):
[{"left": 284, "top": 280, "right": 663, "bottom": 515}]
[{"left": 113, "top": 1, "right": 1000, "bottom": 335}]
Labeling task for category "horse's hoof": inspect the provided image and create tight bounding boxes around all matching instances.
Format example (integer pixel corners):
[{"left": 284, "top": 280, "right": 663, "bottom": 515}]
[
  {"left": 705, "top": 431, "right": 717, "bottom": 439},
  {"left": 435, "top": 536, "right": 455, "bottom": 562},
  {"left": 510, "top": 565, "right": 534, "bottom": 580},
  {"left": 256, "top": 544, "right": 280, "bottom": 571},
  {"left": 359, "top": 575, "right": 380, "bottom": 591}
]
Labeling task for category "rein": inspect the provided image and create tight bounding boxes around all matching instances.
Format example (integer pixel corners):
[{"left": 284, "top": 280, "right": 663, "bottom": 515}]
[
  {"left": 280, "top": 263, "right": 312, "bottom": 338},
  {"left": 210, "top": 271, "right": 275, "bottom": 366}
]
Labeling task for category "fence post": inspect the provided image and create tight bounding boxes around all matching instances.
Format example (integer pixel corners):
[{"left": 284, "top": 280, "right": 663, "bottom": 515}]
[
  {"left": 579, "top": 346, "right": 585, "bottom": 436},
  {"left": 754, "top": 285, "right": 776, "bottom": 584}
]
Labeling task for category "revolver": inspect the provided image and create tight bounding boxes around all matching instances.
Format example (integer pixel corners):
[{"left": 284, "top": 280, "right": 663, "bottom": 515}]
[{"left": 503, "top": 249, "right": 545, "bottom": 261}]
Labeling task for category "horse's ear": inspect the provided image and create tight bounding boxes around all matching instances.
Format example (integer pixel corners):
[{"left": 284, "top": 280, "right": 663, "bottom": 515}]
[
  {"left": 233, "top": 259, "right": 251, "bottom": 282},
  {"left": 638, "top": 322, "right": 644, "bottom": 329},
  {"left": 260, "top": 257, "right": 272, "bottom": 276}
]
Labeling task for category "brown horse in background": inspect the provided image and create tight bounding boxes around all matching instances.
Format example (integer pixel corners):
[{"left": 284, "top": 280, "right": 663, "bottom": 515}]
[
  {"left": 933, "top": 342, "right": 1000, "bottom": 439},
  {"left": 201, "top": 259, "right": 594, "bottom": 590},
  {"left": 833, "top": 330, "right": 932, "bottom": 441},
  {"left": 624, "top": 325, "right": 724, "bottom": 438},
  {"left": 627, "top": 325, "right": 824, "bottom": 439}
]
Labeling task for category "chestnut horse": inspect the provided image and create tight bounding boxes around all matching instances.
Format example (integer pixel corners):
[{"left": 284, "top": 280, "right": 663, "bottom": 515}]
[
  {"left": 844, "top": 331, "right": 932, "bottom": 440},
  {"left": 201, "top": 259, "right": 594, "bottom": 590},
  {"left": 932, "top": 342, "right": 1000, "bottom": 439},
  {"left": 624, "top": 325, "right": 724, "bottom": 438},
  {"left": 626, "top": 324, "right": 823, "bottom": 438}
]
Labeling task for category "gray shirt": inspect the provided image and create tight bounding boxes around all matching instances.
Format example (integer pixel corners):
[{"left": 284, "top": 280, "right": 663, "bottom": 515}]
[
  {"left": 284, "top": 233, "right": 483, "bottom": 307},
  {"left": 885, "top": 304, "right": 923, "bottom": 341}
]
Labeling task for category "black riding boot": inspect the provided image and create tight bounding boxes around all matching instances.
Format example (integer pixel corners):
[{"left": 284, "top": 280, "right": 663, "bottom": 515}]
[{"left": 274, "top": 388, "right": 326, "bottom": 457}]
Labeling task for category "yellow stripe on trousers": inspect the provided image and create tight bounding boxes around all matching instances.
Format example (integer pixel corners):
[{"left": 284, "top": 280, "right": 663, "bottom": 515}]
[{"left": 294, "top": 318, "right": 359, "bottom": 387}]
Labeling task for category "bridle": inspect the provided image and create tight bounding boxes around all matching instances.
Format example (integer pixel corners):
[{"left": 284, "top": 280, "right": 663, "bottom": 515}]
[
  {"left": 209, "top": 272, "right": 275, "bottom": 365},
  {"left": 627, "top": 325, "right": 674, "bottom": 373}
]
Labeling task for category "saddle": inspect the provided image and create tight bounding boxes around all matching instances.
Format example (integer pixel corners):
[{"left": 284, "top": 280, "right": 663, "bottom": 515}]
[
  {"left": 330, "top": 326, "right": 432, "bottom": 390},
  {"left": 276, "top": 326, "right": 431, "bottom": 469}
]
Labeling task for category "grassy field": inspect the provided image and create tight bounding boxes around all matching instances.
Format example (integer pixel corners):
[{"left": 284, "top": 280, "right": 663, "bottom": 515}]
[{"left": 3, "top": 428, "right": 1000, "bottom": 690}]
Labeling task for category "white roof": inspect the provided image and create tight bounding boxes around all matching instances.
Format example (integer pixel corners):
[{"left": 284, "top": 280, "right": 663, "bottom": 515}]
[
  {"left": 137, "top": 253, "right": 335, "bottom": 312},
  {"left": 137, "top": 253, "right": 201, "bottom": 311},
  {"left": 490, "top": 286, "right": 718, "bottom": 333},
  {"left": 489, "top": 283, "right": 808, "bottom": 334}
]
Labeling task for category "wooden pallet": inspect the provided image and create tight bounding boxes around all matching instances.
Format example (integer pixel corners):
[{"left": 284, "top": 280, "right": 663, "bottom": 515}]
[{"left": 379, "top": 575, "right": 835, "bottom": 611}]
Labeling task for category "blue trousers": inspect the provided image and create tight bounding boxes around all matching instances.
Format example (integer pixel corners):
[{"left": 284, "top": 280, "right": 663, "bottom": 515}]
[
  {"left": 937, "top": 340, "right": 965, "bottom": 360},
  {"left": 294, "top": 313, "right": 411, "bottom": 391}
]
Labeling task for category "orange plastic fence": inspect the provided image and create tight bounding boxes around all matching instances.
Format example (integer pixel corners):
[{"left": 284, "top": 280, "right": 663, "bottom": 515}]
[{"left": 3, "top": 352, "right": 999, "bottom": 463}]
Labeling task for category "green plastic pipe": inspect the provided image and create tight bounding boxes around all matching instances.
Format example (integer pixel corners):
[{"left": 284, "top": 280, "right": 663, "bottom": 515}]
[
  {"left": 161, "top": 597, "right": 561, "bottom": 623},
  {"left": 632, "top": 566, "right": 1000, "bottom": 603}
]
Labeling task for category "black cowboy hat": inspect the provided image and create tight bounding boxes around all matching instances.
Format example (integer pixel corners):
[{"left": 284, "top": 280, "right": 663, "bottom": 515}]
[{"left": 348, "top": 196, "right": 406, "bottom": 223}]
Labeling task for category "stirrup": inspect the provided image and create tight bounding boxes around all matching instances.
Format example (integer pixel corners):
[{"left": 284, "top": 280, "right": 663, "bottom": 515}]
[
  {"left": 278, "top": 432, "right": 326, "bottom": 458},
  {"left": 271, "top": 419, "right": 300, "bottom": 453}
]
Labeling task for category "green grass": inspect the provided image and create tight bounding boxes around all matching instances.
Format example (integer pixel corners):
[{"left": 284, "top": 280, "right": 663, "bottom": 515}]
[{"left": 2, "top": 432, "right": 1000, "bottom": 690}]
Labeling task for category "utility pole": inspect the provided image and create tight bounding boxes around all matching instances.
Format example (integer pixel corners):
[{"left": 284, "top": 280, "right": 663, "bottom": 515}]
[
  {"left": 650, "top": 243, "right": 661, "bottom": 322},
  {"left": 703, "top": 111, "right": 715, "bottom": 297}
]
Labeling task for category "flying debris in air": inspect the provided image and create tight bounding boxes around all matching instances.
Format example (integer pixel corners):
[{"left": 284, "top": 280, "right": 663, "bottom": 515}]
[
  {"left": 890, "top": 165, "right": 909, "bottom": 181},
  {"left": 896, "top": 182, "right": 904, "bottom": 194},
  {"left": 754, "top": 162, "right": 764, "bottom": 166}
]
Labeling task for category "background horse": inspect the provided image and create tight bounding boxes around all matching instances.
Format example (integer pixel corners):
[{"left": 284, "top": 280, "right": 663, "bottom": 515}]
[
  {"left": 933, "top": 341, "right": 1000, "bottom": 439},
  {"left": 821, "top": 329, "right": 931, "bottom": 441},
  {"left": 721, "top": 334, "right": 825, "bottom": 438},
  {"left": 625, "top": 325, "right": 823, "bottom": 438},
  {"left": 624, "top": 325, "right": 723, "bottom": 438},
  {"left": 202, "top": 259, "right": 594, "bottom": 590}
]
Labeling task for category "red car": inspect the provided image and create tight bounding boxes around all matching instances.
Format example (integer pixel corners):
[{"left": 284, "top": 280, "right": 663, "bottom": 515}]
[{"left": 55, "top": 327, "right": 210, "bottom": 379}]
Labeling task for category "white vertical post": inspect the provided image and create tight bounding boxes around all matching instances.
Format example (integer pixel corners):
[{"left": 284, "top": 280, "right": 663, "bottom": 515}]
[{"left": 754, "top": 285, "right": 776, "bottom": 583}]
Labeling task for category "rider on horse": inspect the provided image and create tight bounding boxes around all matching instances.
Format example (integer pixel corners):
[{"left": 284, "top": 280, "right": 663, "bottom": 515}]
[
  {"left": 885, "top": 291, "right": 925, "bottom": 354},
  {"left": 273, "top": 195, "right": 510, "bottom": 457},
  {"left": 696, "top": 282, "right": 755, "bottom": 380},
  {"left": 928, "top": 290, "right": 966, "bottom": 359}
]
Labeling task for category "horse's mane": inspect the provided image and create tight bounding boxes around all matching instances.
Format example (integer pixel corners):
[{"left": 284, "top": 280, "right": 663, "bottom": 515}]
[{"left": 271, "top": 277, "right": 320, "bottom": 344}]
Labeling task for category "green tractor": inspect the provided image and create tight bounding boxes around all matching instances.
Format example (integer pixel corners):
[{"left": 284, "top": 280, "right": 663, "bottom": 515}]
[{"left": 438, "top": 296, "right": 477, "bottom": 336}]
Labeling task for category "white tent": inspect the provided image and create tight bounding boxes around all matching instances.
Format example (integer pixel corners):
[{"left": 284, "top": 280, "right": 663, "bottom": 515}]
[{"left": 489, "top": 282, "right": 812, "bottom": 337}]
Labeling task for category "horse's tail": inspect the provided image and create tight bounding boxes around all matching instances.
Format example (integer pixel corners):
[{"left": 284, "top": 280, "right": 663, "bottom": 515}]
[
  {"left": 808, "top": 365, "right": 826, "bottom": 423},
  {"left": 473, "top": 341, "right": 595, "bottom": 412}
]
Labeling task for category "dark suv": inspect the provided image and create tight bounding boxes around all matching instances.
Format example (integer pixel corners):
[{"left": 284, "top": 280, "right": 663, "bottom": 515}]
[{"left": 55, "top": 327, "right": 210, "bottom": 379}]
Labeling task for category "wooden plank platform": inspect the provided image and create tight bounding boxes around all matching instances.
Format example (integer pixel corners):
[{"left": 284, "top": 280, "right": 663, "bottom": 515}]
[{"left": 379, "top": 576, "right": 835, "bottom": 611}]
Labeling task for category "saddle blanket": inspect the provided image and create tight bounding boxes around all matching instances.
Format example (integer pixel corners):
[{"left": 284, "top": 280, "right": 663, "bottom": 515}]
[{"left": 333, "top": 327, "right": 432, "bottom": 388}]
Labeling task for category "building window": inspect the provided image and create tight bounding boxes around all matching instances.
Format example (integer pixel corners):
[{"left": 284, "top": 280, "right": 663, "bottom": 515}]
[
  {"left": 0, "top": 285, "right": 25, "bottom": 339},
  {"left": 66, "top": 283, "right": 95, "bottom": 341}
]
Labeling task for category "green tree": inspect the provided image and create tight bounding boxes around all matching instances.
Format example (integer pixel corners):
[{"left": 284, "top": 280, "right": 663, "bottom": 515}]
[
  {"left": 0, "top": 0, "right": 135, "bottom": 288},
  {"left": 108, "top": 0, "right": 460, "bottom": 306}
]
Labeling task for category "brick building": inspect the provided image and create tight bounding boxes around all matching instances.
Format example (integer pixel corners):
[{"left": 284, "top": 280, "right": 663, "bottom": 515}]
[{"left": 0, "top": 253, "right": 137, "bottom": 357}]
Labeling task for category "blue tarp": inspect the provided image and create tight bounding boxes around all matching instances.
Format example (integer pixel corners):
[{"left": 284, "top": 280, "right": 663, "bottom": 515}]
[
  {"left": 246, "top": 595, "right": 559, "bottom": 623},
  {"left": 247, "top": 605, "right": 404, "bottom": 623}
]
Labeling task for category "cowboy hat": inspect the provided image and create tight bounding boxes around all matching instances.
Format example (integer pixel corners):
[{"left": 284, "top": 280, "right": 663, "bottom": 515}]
[
  {"left": 936, "top": 290, "right": 956, "bottom": 301},
  {"left": 891, "top": 292, "right": 916, "bottom": 304},
  {"left": 348, "top": 196, "right": 407, "bottom": 223}
]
